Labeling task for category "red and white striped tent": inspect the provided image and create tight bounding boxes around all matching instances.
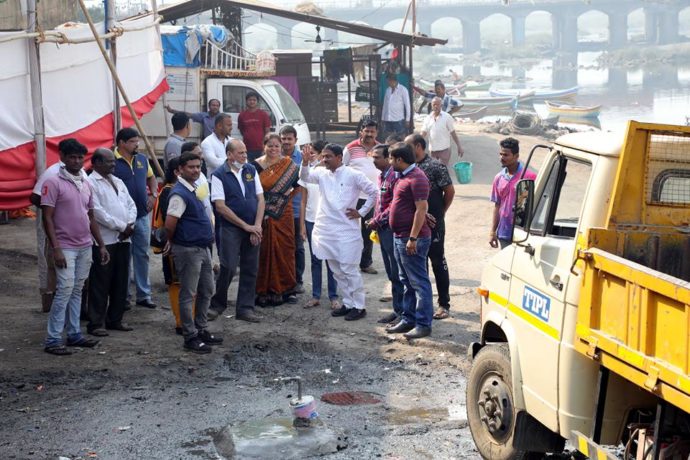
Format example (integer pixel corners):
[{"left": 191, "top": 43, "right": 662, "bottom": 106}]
[{"left": 0, "top": 14, "right": 168, "bottom": 210}]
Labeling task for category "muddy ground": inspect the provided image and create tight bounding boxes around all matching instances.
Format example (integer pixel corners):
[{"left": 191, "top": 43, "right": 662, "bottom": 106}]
[{"left": 0, "top": 126, "right": 550, "bottom": 460}]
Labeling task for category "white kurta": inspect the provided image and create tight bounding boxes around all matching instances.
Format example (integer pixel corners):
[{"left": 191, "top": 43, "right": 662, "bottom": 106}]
[{"left": 300, "top": 164, "right": 378, "bottom": 265}]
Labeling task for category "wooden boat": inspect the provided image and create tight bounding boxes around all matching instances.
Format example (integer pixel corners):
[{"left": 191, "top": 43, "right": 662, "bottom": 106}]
[
  {"left": 463, "top": 81, "right": 492, "bottom": 92},
  {"left": 452, "top": 105, "right": 488, "bottom": 120},
  {"left": 459, "top": 90, "right": 535, "bottom": 108},
  {"left": 545, "top": 100, "right": 601, "bottom": 118},
  {"left": 490, "top": 86, "right": 578, "bottom": 101}
]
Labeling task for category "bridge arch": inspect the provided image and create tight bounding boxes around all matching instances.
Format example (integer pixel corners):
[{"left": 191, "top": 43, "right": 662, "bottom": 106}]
[
  {"left": 577, "top": 9, "right": 609, "bottom": 46},
  {"left": 524, "top": 10, "right": 553, "bottom": 48},
  {"left": 480, "top": 13, "right": 512, "bottom": 48},
  {"left": 430, "top": 17, "right": 463, "bottom": 48},
  {"left": 680, "top": 7, "right": 690, "bottom": 39},
  {"left": 383, "top": 18, "right": 413, "bottom": 34},
  {"left": 244, "top": 23, "right": 277, "bottom": 52},
  {"left": 627, "top": 8, "right": 645, "bottom": 42},
  {"left": 338, "top": 21, "right": 376, "bottom": 45}
]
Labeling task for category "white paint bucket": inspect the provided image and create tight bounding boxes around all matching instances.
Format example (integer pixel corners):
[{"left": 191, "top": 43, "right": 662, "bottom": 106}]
[{"left": 290, "top": 395, "right": 318, "bottom": 420}]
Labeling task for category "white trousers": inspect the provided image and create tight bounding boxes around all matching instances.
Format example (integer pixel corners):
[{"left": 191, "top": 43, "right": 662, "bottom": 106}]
[{"left": 327, "top": 259, "right": 365, "bottom": 310}]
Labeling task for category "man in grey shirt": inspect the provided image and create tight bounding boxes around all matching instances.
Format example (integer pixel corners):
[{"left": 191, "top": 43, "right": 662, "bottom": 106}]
[{"left": 164, "top": 112, "right": 190, "bottom": 168}]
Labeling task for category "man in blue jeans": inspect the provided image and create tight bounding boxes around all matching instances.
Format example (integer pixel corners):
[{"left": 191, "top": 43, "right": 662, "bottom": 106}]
[
  {"left": 386, "top": 142, "right": 433, "bottom": 340},
  {"left": 114, "top": 128, "right": 159, "bottom": 309},
  {"left": 41, "top": 138, "right": 110, "bottom": 355},
  {"left": 366, "top": 144, "right": 404, "bottom": 324}
]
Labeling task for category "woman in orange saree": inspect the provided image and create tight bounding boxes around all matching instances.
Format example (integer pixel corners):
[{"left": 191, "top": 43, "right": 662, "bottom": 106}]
[{"left": 252, "top": 134, "right": 301, "bottom": 306}]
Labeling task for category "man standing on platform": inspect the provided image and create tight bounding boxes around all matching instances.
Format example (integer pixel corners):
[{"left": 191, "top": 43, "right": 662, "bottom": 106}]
[
  {"left": 238, "top": 91, "right": 271, "bottom": 161},
  {"left": 86, "top": 148, "right": 137, "bottom": 336},
  {"left": 208, "top": 139, "right": 265, "bottom": 323},
  {"left": 343, "top": 119, "right": 381, "bottom": 274},
  {"left": 381, "top": 74, "right": 410, "bottom": 140},
  {"left": 166, "top": 98, "right": 221, "bottom": 140},
  {"left": 114, "top": 128, "right": 158, "bottom": 310},
  {"left": 300, "top": 144, "right": 377, "bottom": 321}
]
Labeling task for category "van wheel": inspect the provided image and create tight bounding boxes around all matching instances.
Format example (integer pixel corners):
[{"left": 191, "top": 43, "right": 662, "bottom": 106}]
[{"left": 467, "top": 344, "right": 530, "bottom": 460}]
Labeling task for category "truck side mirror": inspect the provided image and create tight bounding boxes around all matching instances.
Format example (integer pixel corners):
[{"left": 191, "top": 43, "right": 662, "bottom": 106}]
[{"left": 512, "top": 179, "right": 534, "bottom": 244}]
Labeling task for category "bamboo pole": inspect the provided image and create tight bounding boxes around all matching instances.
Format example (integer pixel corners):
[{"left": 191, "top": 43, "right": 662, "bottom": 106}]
[
  {"left": 412, "top": 0, "right": 416, "bottom": 35},
  {"left": 400, "top": 0, "right": 411, "bottom": 33},
  {"left": 106, "top": 0, "right": 121, "bottom": 137},
  {"left": 76, "top": 0, "right": 164, "bottom": 178},
  {"left": 27, "top": 0, "right": 46, "bottom": 178}
]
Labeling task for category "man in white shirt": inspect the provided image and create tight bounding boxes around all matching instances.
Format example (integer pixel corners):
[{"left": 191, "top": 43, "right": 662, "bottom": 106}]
[
  {"left": 381, "top": 74, "right": 410, "bottom": 141},
  {"left": 300, "top": 143, "right": 378, "bottom": 321},
  {"left": 421, "top": 97, "right": 464, "bottom": 166},
  {"left": 30, "top": 141, "right": 87, "bottom": 313},
  {"left": 208, "top": 139, "right": 266, "bottom": 323},
  {"left": 86, "top": 148, "right": 138, "bottom": 336},
  {"left": 201, "top": 113, "right": 233, "bottom": 176}
]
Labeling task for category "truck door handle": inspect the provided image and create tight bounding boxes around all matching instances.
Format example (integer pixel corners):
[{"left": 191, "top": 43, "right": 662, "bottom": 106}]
[{"left": 549, "top": 276, "right": 563, "bottom": 291}]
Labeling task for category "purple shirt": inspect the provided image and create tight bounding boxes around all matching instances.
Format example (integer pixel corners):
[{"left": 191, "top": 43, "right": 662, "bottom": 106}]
[
  {"left": 41, "top": 175, "right": 93, "bottom": 249},
  {"left": 491, "top": 162, "right": 537, "bottom": 240},
  {"left": 389, "top": 164, "right": 431, "bottom": 238},
  {"left": 371, "top": 166, "right": 397, "bottom": 229}
]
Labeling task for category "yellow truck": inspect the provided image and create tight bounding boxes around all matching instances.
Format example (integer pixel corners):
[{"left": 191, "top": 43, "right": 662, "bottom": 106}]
[{"left": 468, "top": 121, "right": 690, "bottom": 459}]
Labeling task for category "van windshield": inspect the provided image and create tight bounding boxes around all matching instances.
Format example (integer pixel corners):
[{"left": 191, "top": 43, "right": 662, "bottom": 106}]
[{"left": 262, "top": 82, "right": 305, "bottom": 124}]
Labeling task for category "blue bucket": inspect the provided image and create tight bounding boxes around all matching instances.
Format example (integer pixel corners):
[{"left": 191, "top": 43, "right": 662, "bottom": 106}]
[{"left": 453, "top": 162, "right": 473, "bottom": 184}]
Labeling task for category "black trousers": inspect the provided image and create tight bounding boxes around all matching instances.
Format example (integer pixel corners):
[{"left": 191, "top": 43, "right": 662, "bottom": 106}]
[
  {"left": 87, "top": 242, "right": 130, "bottom": 331},
  {"left": 294, "top": 217, "right": 305, "bottom": 285},
  {"left": 427, "top": 218, "right": 451, "bottom": 309},
  {"left": 358, "top": 198, "right": 374, "bottom": 269}
]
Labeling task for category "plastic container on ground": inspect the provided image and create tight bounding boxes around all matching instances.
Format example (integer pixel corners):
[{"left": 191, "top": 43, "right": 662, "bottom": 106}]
[{"left": 453, "top": 161, "right": 473, "bottom": 184}]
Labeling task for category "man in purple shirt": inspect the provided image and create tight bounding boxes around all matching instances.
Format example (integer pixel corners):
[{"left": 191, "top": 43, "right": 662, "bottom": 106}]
[
  {"left": 41, "top": 139, "right": 110, "bottom": 355},
  {"left": 386, "top": 142, "right": 434, "bottom": 340},
  {"left": 366, "top": 143, "right": 404, "bottom": 324},
  {"left": 166, "top": 99, "right": 221, "bottom": 140},
  {"left": 490, "top": 137, "right": 537, "bottom": 249}
]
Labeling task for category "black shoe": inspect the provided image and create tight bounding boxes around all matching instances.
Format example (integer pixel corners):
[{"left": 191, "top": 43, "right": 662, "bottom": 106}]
[
  {"left": 377, "top": 312, "right": 399, "bottom": 324},
  {"left": 285, "top": 294, "right": 298, "bottom": 304},
  {"left": 106, "top": 323, "right": 133, "bottom": 331},
  {"left": 197, "top": 329, "right": 223, "bottom": 345},
  {"left": 386, "top": 321, "right": 415, "bottom": 334},
  {"left": 66, "top": 337, "right": 100, "bottom": 348},
  {"left": 136, "top": 300, "right": 157, "bottom": 309},
  {"left": 344, "top": 308, "right": 366, "bottom": 321},
  {"left": 184, "top": 337, "right": 212, "bottom": 354},
  {"left": 207, "top": 309, "right": 222, "bottom": 321},
  {"left": 331, "top": 305, "right": 352, "bottom": 317},
  {"left": 403, "top": 327, "right": 432, "bottom": 340},
  {"left": 236, "top": 311, "right": 262, "bottom": 323},
  {"left": 123, "top": 302, "right": 132, "bottom": 312},
  {"left": 175, "top": 327, "right": 183, "bottom": 336}
]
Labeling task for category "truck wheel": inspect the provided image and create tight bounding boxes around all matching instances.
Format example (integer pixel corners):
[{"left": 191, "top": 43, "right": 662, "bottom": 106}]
[{"left": 467, "top": 344, "right": 530, "bottom": 460}]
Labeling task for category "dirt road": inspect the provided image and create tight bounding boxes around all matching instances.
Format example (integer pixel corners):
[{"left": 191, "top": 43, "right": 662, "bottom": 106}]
[{"left": 0, "top": 126, "right": 548, "bottom": 459}]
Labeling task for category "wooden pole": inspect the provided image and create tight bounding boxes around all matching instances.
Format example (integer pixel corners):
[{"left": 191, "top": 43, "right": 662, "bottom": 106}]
[
  {"left": 412, "top": 0, "right": 417, "bottom": 35},
  {"left": 76, "top": 0, "right": 164, "bottom": 178},
  {"left": 401, "top": 0, "right": 411, "bottom": 33},
  {"left": 105, "top": 0, "right": 121, "bottom": 137},
  {"left": 27, "top": 0, "right": 47, "bottom": 178}
]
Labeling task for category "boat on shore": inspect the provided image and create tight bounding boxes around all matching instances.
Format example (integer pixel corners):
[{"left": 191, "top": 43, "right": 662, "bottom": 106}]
[
  {"left": 490, "top": 86, "right": 578, "bottom": 101},
  {"left": 452, "top": 106, "right": 488, "bottom": 120},
  {"left": 545, "top": 100, "right": 601, "bottom": 118},
  {"left": 459, "top": 90, "right": 535, "bottom": 109}
]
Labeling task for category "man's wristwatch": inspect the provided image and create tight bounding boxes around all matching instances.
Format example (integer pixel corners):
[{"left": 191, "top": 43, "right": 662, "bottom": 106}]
[{"left": 409, "top": 236, "right": 418, "bottom": 242}]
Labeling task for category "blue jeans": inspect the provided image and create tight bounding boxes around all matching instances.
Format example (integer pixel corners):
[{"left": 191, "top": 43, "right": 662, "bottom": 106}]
[
  {"left": 129, "top": 214, "right": 152, "bottom": 302},
  {"left": 45, "top": 247, "right": 92, "bottom": 347},
  {"left": 379, "top": 227, "right": 404, "bottom": 315},
  {"left": 394, "top": 236, "right": 433, "bottom": 329},
  {"left": 305, "top": 221, "right": 338, "bottom": 300}
]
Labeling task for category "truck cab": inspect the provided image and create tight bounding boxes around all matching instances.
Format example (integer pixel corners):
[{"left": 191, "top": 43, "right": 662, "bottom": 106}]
[{"left": 469, "top": 122, "right": 690, "bottom": 459}]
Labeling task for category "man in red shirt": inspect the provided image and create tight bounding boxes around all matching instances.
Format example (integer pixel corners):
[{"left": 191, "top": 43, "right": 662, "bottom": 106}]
[{"left": 238, "top": 91, "right": 271, "bottom": 161}]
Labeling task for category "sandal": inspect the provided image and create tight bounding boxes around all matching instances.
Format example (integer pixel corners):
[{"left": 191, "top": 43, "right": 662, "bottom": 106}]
[
  {"left": 67, "top": 337, "right": 100, "bottom": 348},
  {"left": 433, "top": 307, "right": 450, "bottom": 320},
  {"left": 304, "top": 299, "right": 320, "bottom": 309},
  {"left": 44, "top": 345, "right": 72, "bottom": 356},
  {"left": 330, "top": 299, "right": 342, "bottom": 310}
]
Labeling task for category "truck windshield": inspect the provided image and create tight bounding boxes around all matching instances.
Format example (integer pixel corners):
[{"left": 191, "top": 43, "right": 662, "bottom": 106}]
[{"left": 262, "top": 83, "right": 305, "bottom": 124}]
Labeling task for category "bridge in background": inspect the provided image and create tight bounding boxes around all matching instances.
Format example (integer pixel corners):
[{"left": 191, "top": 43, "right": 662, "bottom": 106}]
[{"left": 244, "top": 0, "right": 690, "bottom": 52}]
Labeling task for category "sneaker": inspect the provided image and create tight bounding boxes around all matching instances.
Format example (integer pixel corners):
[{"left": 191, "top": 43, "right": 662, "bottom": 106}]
[
  {"left": 184, "top": 337, "right": 212, "bottom": 354},
  {"left": 331, "top": 305, "right": 352, "bottom": 317},
  {"left": 197, "top": 329, "right": 223, "bottom": 345},
  {"left": 344, "top": 308, "right": 367, "bottom": 321}
]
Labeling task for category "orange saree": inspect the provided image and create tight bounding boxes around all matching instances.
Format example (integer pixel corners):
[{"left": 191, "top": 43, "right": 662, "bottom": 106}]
[{"left": 253, "top": 157, "right": 300, "bottom": 297}]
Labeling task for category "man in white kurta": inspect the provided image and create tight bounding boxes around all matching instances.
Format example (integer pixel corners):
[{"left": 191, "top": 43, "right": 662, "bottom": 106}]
[{"left": 300, "top": 144, "right": 377, "bottom": 321}]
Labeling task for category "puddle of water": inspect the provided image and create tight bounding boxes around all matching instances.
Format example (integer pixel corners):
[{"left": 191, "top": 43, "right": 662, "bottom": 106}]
[
  {"left": 387, "top": 404, "right": 467, "bottom": 425},
  {"left": 214, "top": 417, "right": 346, "bottom": 459}
]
